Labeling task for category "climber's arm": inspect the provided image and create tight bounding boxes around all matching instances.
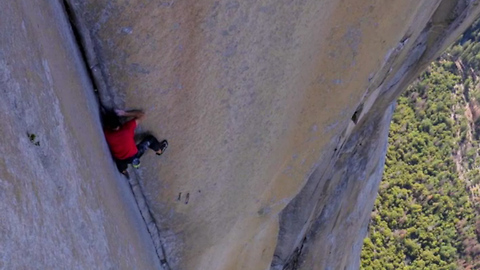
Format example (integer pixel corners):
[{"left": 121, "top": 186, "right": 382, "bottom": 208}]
[{"left": 115, "top": 109, "right": 146, "bottom": 124}]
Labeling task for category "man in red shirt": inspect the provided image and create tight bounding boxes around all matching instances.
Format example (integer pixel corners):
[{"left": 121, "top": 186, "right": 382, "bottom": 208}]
[{"left": 103, "top": 109, "right": 168, "bottom": 177}]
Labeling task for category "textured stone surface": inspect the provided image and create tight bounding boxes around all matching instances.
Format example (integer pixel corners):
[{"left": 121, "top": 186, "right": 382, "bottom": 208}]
[
  {"left": 66, "top": 0, "right": 480, "bottom": 269},
  {"left": 4, "top": 0, "right": 480, "bottom": 269},
  {"left": 0, "top": 1, "right": 160, "bottom": 269}
]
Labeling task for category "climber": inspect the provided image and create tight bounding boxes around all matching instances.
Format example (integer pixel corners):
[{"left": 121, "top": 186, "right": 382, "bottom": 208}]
[{"left": 102, "top": 109, "right": 168, "bottom": 178}]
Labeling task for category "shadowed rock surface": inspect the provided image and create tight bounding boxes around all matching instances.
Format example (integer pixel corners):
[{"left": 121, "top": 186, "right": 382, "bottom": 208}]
[
  {"left": 3, "top": 0, "right": 480, "bottom": 269},
  {"left": 0, "top": 1, "right": 160, "bottom": 269}
]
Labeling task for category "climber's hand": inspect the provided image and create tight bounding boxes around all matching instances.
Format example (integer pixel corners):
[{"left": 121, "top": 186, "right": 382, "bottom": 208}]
[{"left": 115, "top": 109, "right": 126, "bottom": 116}]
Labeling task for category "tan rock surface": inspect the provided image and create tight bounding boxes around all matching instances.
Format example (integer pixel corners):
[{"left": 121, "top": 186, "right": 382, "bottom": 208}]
[
  {"left": 4, "top": 0, "right": 480, "bottom": 269},
  {"left": 67, "top": 0, "right": 480, "bottom": 269},
  {"left": 0, "top": 1, "right": 160, "bottom": 269}
]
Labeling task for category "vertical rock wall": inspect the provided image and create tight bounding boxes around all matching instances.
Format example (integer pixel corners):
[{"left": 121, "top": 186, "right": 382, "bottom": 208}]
[
  {"left": 0, "top": 1, "right": 160, "bottom": 269},
  {"left": 48, "top": 0, "right": 480, "bottom": 269},
  {"left": 273, "top": 1, "right": 480, "bottom": 269}
]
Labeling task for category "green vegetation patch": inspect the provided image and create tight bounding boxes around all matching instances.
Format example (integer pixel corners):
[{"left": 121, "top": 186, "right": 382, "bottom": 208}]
[{"left": 361, "top": 20, "right": 480, "bottom": 270}]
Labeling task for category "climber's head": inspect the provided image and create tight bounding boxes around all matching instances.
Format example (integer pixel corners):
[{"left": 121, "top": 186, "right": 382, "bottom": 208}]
[{"left": 103, "top": 110, "right": 121, "bottom": 131}]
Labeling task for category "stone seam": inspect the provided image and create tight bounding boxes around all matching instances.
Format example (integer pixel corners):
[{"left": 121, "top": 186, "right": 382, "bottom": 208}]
[{"left": 59, "top": 1, "right": 168, "bottom": 269}]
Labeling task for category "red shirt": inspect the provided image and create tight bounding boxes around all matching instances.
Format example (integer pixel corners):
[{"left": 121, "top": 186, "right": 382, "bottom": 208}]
[{"left": 104, "top": 120, "right": 138, "bottom": 160}]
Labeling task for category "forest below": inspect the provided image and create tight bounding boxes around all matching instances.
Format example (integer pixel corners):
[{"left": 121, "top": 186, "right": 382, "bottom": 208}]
[{"left": 360, "top": 20, "right": 480, "bottom": 269}]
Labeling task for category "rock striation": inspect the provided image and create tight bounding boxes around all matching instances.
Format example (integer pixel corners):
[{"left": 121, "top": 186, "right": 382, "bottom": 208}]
[{"left": 3, "top": 0, "right": 480, "bottom": 269}]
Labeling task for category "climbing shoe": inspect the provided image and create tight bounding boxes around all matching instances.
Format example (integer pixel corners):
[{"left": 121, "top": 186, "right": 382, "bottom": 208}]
[
  {"left": 156, "top": 140, "right": 168, "bottom": 156},
  {"left": 132, "top": 158, "right": 141, "bottom": 169}
]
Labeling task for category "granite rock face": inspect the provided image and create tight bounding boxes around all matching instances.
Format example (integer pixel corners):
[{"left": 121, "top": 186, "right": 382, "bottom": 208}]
[
  {"left": 66, "top": 0, "right": 480, "bottom": 269},
  {"left": 0, "top": 1, "right": 160, "bottom": 269},
  {"left": 4, "top": 0, "right": 480, "bottom": 269}
]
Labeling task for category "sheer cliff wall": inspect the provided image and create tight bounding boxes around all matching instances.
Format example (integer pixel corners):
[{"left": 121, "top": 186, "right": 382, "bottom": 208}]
[
  {"left": 0, "top": 1, "right": 161, "bottom": 269},
  {"left": 3, "top": 0, "right": 480, "bottom": 269},
  {"left": 66, "top": 0, "right": 480, "bottom": 269}
]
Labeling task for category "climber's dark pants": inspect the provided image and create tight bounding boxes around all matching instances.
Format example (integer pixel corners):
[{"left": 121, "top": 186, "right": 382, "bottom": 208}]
[{"left": 115, "top": 135, "right": 161, "bottom": 172}]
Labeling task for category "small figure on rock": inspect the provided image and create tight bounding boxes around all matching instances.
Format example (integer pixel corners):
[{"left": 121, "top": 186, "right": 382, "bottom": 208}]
[{"left": 103, "top": 109, "right": 168, "bottom": 178}]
